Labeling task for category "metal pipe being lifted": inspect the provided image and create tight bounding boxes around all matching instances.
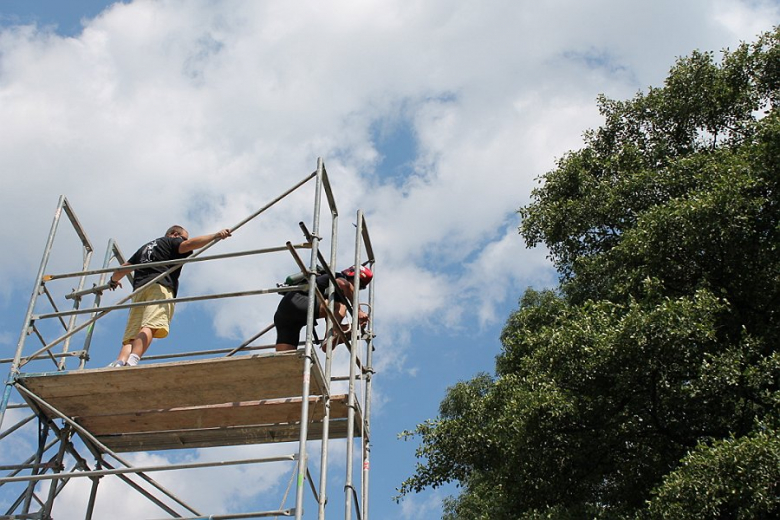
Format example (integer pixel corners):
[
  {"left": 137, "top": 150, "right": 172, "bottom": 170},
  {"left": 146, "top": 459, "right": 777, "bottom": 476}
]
[{"left": 27, "top": 172, "right": 319, "bottom": 374}]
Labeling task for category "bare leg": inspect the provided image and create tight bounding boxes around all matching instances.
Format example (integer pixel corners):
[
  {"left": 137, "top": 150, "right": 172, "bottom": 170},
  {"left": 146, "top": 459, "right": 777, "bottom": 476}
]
[
  {"left": 275, "top": 343, "right": 297, "bottom": 352},
  {"left": 130, "top": 327, "right": 155, "bottom": 358},
  {"left": 115, "top": 327, "right": 155, "bottom": 366},
  {"left": 117, "top": 343, "right": 133, "bottom": 363}
]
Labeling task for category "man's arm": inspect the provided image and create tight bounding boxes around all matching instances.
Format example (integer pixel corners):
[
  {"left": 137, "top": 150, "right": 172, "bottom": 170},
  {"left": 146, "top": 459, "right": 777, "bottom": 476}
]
[
  {"left": 335, "top": 277, "right": 354, "bottom": 301},
  {"left": 178, "top": 229, "right": 232, "bottom": 254},
  {"left": 109, "top": 262, "right": 133, "bottom": 289},
  {"left": 335, "top": 278, "right": 369, "bottom": 326}
]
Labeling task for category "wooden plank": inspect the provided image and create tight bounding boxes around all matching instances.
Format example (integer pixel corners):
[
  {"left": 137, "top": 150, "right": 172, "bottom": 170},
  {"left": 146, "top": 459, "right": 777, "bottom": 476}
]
[
  {"left": 18, "top": 352, "right": 327, "bottom": 417},
  {"left": 97, "top": 420, "right": 358, "bottom": 452},
  {"left": 20, "top": 351, "right": 310, "bottom": 396},
  {"left": 17, "top": 351, "right": 365, "bottom": 452},
  {"left": 78, "top": 396, "right": 353, "bottom": 435}
]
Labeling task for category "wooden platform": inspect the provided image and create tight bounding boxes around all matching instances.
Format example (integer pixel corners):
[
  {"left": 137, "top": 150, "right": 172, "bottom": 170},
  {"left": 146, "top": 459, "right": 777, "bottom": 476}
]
[{"left": 15, "top": 351, "right": 362, "bottom": 452}]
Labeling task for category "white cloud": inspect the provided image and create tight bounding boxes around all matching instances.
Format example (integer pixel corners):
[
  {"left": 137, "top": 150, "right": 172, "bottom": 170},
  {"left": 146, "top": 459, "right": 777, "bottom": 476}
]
[
  {"left": 3, "top": 0, "right": 774, "bottom": 337},
  {"left": 398, "top": 488, "right": 448, "bottom": 519},
  {"left": 713, "top": 0, "right": 780, "bottom": 39}
]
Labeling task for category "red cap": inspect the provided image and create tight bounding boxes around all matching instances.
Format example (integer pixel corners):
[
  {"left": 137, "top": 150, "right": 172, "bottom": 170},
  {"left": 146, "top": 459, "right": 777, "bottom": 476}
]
[{"left": 343, "top": 265, "right": 373, "bottom": 289}]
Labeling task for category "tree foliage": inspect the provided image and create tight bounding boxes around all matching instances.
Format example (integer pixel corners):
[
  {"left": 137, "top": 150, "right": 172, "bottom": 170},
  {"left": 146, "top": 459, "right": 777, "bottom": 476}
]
[{"left": 399, "top": 28, "right": 780, "bottom": 518}]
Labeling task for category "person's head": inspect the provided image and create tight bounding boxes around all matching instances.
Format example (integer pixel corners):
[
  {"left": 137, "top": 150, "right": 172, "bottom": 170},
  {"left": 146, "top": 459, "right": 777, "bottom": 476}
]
[
  {"left": 342, "top": 265, "right": 373, "bottom": 289},
  {"left": 166, "top": 225, "right": 189, "bottom": 240}
]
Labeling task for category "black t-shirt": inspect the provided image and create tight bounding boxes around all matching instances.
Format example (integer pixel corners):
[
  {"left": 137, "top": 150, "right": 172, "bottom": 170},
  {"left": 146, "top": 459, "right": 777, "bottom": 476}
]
[
  {"left": 300, "top": 272, "right": 349, "bottom": 305},
  {"left": 128, "top": 236, "right": 191, "bottom": 297}
]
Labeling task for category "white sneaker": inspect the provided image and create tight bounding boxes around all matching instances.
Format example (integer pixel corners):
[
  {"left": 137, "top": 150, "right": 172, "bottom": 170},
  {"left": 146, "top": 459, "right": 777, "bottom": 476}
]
[{"left": 107, "top": 360, "right": 126, "bottom": 368}]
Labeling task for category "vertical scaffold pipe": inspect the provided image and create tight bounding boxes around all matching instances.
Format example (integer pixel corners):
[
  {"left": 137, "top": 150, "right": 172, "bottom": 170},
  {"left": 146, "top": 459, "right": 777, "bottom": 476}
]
[
  {"left": 57, "top": 242, "right": 93, "bottom": 370},
  {"left": 318, "top": 186, "right": 340, "bottom": 519},
  {"left": 79, "top": 239, "right": 121, "bottom": 370},
  {"left": 362, "top": 260, "right": 375, "bottom": 519},
  {"left": 41, "top": 425, "right": 71, "bottom": 518},
  {"left": 55, "top": 199, "right": 94, "bottom": 371},
  {"left": 344, "top": 210, "right": 365, "bottom": 520},
  {"left": 295, "top": 158, "right": 326, "bottom": 520}
]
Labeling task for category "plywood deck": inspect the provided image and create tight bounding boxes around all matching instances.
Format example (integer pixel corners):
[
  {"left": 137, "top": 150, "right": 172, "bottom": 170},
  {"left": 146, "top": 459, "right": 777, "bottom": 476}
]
[{"left": 15, "top": 351, "right": 362, "bottom": 452}]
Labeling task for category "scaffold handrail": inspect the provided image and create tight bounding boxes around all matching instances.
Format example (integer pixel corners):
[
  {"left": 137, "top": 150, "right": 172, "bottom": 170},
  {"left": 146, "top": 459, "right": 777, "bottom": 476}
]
[
  {"left": 33, "top": 285, "right": 296, "bottom": 320},
  {"left": 44, "top": 243, "right": 311, "bottom": 282}
]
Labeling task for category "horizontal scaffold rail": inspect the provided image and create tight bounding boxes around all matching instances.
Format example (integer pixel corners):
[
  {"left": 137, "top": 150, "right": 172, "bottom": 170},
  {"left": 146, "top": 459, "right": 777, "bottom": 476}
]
[{"left": 44, "top": 243, "right": 311, "bottom": 283}]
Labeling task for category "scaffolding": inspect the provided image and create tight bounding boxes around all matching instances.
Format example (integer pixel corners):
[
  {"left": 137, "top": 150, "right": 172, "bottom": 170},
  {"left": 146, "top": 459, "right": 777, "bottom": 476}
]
[{"left": 0, "top": 159, "right": 376, "bottom": 520}]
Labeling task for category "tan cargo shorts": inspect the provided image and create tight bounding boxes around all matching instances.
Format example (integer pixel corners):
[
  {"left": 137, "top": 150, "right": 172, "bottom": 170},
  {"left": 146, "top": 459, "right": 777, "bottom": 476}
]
[{"left": 121, "top": 283, "right": 175, "bottom": 344}]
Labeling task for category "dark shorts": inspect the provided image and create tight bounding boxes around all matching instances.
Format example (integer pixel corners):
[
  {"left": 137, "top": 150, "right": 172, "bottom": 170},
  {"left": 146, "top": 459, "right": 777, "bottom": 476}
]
[{"left": 274, "top": 292, "right": 312, "bottom": 346}]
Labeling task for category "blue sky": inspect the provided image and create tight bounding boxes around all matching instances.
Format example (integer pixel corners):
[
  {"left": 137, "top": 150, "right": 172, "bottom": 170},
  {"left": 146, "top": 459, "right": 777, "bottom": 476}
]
[
  {"left": 0, "top": 1, "right": 778, "bottom": 519},
  {"left": 0, "top": 0, "right": 117, "bottom": 36}
]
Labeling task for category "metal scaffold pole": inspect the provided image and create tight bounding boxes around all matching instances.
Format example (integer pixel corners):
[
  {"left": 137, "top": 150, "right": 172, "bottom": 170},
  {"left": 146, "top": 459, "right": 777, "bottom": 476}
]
[
  {"left": 317, "top": 166, "right": 340, "bottom": 519},
  {"left": 294, "top": 158, "right": 326, "bottom": 520},
  {"left": 362, "top": 259, "right": 376, "bottom": 520},
  {"left": 344, "top": 210, "right": 368, "bottom": 520}
]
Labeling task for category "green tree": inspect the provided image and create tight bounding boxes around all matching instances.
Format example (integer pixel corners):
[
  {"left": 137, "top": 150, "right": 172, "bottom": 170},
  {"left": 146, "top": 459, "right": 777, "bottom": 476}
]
[
  {"left": 399, "top": 28, "right": 780, "bottom": 519},
  {"left": 646, "top": 428, "right": 780, "bottom": 519}
]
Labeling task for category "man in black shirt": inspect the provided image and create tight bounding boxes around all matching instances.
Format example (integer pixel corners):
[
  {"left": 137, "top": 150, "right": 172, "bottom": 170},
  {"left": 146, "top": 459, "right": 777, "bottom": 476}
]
[
  {"left": 274, "top": 265, "right": 372, "bottom": 352},
  {"left": 107, "top": 225, "right": 231, "bottom": 367}
]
